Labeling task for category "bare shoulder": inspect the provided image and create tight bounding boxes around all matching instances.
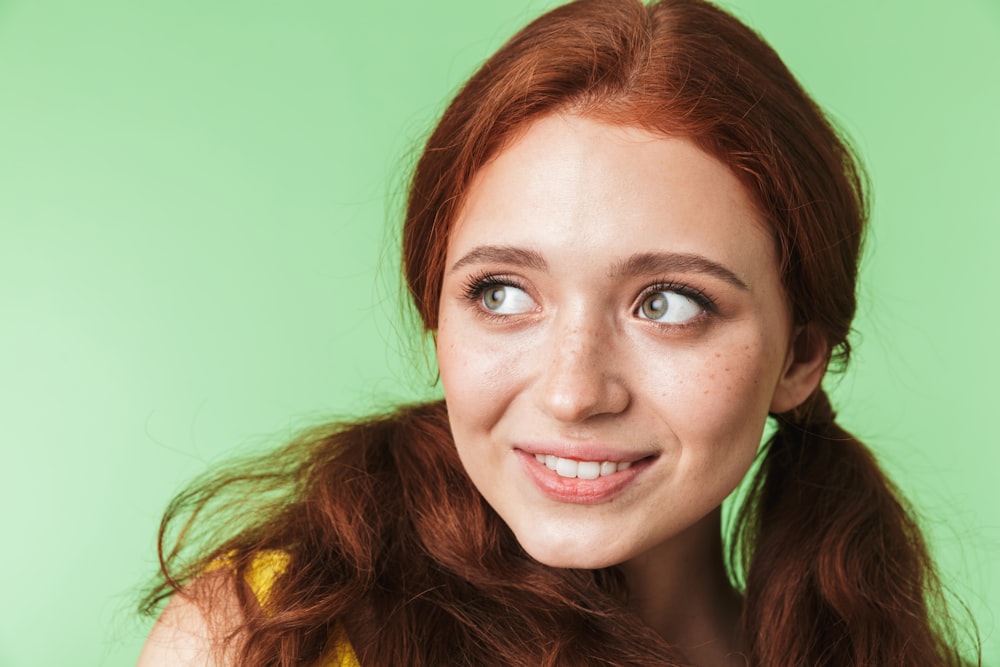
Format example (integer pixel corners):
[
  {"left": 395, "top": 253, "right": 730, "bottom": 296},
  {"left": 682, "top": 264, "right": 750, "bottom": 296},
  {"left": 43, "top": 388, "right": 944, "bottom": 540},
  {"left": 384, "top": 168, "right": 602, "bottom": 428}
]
[{"left": 136, "top": 569, "right": 245, "bottom": 667}]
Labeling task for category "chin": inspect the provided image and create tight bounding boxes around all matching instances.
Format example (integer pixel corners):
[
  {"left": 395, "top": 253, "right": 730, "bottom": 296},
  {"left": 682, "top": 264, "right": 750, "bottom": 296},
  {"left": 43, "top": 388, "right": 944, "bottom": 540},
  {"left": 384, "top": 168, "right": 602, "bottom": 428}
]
[{"left": 515, "top": 531, "right": 629, "bottom": 570}]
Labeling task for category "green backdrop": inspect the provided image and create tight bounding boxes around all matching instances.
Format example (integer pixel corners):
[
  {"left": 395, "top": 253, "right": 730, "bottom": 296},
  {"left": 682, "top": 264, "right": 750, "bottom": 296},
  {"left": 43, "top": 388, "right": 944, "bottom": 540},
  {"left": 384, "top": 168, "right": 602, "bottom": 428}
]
[{"left": 1, "top": 1, "right": 996, "bottom": 665}]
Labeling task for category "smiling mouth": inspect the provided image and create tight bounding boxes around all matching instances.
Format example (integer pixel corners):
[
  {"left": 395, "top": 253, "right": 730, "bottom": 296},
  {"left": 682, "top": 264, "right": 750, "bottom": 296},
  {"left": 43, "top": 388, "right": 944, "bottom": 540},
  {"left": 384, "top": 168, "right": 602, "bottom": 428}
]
[
  {"left": 533, "top": 453, "right": 633, "bottom": 479},
  {"left": 517, "top": 449, "right": 651, "bottom": 504}
]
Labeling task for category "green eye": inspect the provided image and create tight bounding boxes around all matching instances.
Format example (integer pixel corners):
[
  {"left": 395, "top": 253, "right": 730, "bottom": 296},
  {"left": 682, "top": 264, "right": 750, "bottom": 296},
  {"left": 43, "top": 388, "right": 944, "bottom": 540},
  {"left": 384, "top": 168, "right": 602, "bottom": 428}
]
[
  {"left": 641, "top": 293, "right": 669, "bottom": 319},
  {"left": 479, "top": 284, "right": 536, "bottom": 315},
  {"left": 483, "top": 286, "right": 507, "bottom": 310},
  {"left": 637, "top": 291, "right": 702, "bottom": 324}
]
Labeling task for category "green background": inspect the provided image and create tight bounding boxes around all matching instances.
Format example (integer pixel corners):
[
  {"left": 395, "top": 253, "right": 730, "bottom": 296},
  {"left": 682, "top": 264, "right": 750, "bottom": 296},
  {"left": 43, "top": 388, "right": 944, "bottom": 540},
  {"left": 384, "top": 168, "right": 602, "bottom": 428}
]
[{"left": 1, "top": 1, "right": 997, "bottom": 665}]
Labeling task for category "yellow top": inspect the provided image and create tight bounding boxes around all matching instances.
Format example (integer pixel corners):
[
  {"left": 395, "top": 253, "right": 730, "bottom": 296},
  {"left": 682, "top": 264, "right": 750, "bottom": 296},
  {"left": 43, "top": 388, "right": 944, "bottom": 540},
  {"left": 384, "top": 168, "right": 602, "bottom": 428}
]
[{"left": 242, "top": 550, "right": 361, "bottom": 667}]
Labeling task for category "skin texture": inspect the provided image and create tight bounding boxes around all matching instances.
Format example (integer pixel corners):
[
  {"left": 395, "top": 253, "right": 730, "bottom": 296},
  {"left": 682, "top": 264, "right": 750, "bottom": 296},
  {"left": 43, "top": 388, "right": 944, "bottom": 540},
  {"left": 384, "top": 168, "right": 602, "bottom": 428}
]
[
  {"left": 436, "top": 113, "right": 825, "bottom": 657},
  {"left": 137, "top": 571, "right": 242, "bottom": 666}
]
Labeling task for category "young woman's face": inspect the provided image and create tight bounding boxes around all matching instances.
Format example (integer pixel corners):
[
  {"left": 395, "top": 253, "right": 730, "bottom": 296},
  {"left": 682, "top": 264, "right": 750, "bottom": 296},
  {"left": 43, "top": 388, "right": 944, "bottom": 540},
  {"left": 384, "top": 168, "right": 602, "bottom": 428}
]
[{"left": 436, "top": 113, "right": 802, "bottom": 569}]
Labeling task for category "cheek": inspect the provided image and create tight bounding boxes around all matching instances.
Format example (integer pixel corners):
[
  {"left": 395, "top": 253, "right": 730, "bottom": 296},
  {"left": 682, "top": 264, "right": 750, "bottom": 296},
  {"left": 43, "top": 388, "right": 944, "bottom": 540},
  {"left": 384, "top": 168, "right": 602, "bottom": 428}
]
[
  {"left": 436, "top": 318, "right": 521, "bottom": 430},
  {"left": 703, "top": 345, "right": 774, "bottom": 406},
  {"left": 646, "top": 336, "right": 782, "bottom": 460},
  {"left": 646, "top": 349, "right": 776, "bottom": 514}
]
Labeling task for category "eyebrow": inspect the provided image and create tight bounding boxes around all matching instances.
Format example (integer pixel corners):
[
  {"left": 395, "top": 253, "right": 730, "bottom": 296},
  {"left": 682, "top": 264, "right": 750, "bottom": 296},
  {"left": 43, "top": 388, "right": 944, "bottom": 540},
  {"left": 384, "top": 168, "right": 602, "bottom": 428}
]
[
  {"left": 448, "top": 245, "right": 748, "bottom": 290},
  {"left": 448, "top": 245, "right": 548, "bottom": 273},
  {"left": 612, "top": 252, "right": 749, "bottom": 290}
]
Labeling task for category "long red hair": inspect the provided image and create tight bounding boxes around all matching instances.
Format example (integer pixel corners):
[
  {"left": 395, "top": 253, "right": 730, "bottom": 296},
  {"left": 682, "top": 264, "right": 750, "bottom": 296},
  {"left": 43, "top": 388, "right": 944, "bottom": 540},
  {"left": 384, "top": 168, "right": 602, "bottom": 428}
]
[{"left": 144, "top": 0, "right": 976, "bottom": 664}]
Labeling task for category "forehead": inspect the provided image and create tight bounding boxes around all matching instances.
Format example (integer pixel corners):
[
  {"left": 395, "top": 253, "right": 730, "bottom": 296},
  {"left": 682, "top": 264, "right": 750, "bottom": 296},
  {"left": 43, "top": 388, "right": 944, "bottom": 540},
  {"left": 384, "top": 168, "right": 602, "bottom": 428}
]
[{"left": 446, "top": 113, "right": 776, "bottom": 285}]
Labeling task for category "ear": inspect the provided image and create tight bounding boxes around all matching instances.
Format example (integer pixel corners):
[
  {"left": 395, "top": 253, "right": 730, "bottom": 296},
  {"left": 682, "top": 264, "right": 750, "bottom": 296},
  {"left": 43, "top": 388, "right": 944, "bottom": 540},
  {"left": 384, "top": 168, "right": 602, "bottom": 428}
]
[{"left": 770, "top": 325, "right": 829, "bottom": 414}]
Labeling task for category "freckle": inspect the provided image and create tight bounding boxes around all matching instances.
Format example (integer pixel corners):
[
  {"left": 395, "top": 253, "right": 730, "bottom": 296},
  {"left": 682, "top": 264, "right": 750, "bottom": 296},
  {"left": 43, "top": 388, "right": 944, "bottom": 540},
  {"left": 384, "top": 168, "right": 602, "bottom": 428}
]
[
  {"left": 724, "top": 367, "right": 731, "bottom": 372},
  {"left": 715, "top": 353, "right": 721, "bottom": 358}
]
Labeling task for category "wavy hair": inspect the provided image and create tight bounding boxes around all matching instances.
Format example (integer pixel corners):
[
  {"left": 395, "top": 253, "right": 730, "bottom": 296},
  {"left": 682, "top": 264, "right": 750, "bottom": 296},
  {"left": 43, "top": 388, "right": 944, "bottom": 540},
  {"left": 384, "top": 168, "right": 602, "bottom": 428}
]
[{"left": 143, "top": 0, "right": 976, "bottom": 664}]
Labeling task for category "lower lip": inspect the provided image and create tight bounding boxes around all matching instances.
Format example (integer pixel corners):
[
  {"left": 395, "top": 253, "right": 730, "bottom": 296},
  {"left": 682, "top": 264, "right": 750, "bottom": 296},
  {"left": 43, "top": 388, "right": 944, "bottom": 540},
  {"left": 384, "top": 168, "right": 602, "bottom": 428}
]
[{"left": 515, "top": 450, "right": 651, "bottom": 505}]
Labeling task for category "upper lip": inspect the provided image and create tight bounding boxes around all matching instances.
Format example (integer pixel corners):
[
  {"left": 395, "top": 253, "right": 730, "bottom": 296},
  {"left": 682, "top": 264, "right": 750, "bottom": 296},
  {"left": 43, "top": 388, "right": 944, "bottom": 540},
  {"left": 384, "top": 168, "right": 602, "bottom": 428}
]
[{"left": 514, "top": 442, "right": 656, "bottom": 463}]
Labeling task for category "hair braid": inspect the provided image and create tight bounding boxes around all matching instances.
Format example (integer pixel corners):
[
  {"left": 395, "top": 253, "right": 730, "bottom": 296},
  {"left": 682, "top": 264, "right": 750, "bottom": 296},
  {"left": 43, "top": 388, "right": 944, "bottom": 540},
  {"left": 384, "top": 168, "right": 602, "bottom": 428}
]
[{"left": 733, "top": 388, "right": 966, "bottom": 665}]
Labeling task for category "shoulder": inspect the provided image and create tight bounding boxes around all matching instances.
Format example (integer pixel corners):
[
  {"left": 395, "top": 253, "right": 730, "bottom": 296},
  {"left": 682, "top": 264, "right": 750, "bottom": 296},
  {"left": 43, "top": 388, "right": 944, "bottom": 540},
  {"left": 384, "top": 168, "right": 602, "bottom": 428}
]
[
  {"left": 137, "top": 551, "right": 361, "bottom": 667},
  {"left": 137, "top": 551, "right": 287, "bottom": 666},
  {"left": 136, "top": 568, "right": 244, "bottom": 667}
]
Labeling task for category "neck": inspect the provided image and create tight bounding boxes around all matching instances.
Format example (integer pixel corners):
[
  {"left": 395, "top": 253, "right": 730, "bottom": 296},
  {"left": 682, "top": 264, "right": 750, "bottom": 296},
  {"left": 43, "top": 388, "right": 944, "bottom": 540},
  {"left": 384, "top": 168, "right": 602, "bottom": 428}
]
[{"left": 619, "top": 508, "right": 744, "bottom": 667}]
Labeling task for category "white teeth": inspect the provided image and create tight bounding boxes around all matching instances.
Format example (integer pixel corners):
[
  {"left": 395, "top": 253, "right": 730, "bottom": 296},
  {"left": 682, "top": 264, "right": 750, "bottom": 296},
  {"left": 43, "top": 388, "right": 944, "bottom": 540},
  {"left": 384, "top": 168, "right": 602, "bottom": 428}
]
[
  {"left": 533, "top": 454, "right": 634, "bottom": 479},
  {"left": 555, "top": 457, "right": 578, "bottom": 478}
]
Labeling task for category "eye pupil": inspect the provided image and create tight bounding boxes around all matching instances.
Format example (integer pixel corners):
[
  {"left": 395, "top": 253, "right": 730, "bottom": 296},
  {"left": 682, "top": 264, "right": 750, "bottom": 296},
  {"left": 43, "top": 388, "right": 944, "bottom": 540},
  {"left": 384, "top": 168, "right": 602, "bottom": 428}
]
[
  {"left": 483, "top": 286, "right": 506, "bottom": 310},
  {"left": 641, "top": 293, "right": 669, "bottom": 319}
]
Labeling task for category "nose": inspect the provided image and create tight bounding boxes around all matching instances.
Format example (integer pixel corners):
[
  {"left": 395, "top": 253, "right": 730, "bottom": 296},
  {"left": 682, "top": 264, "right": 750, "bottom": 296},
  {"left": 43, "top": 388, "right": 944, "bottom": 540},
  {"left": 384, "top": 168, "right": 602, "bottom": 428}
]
[{"left": 536, "top": 317, "right": 630, "bottom": 423}]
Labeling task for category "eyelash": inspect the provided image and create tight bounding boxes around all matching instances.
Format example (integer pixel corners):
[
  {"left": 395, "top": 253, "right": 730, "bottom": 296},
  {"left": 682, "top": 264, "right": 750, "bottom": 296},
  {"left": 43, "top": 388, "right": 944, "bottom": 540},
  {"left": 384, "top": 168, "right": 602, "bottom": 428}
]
[
  {"left": 637, "top": 280, "right": 717, "bottom": 313},
  {"left": 461, "top": 271, "right": 530, "bottom": 319},
  {"left": 460, "top": 272, "right": 719, "bottom": 322}
]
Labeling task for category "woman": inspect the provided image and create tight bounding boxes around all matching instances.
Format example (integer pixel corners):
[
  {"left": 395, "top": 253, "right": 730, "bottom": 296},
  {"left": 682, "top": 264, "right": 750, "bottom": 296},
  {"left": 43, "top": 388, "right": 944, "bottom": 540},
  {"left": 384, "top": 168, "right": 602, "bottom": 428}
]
[{"left": 138, "top": 0, "right": 973, "bottom": 664}]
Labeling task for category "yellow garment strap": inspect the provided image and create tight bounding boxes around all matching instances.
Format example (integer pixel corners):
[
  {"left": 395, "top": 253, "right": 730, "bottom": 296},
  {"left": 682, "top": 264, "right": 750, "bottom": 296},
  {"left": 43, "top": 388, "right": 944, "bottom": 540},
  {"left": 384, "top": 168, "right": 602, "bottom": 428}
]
[
  {"left": 324, "top": 624, "right": 361, "bottom": 667},
  {"left": 243, "top": 550, "right": 290, "bottom": 609},
  {"left": 210, "top": 550, "right": 361, "bottom": 667}
]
